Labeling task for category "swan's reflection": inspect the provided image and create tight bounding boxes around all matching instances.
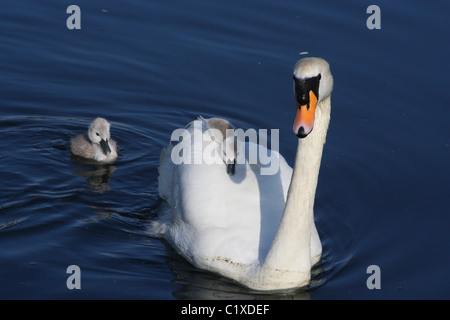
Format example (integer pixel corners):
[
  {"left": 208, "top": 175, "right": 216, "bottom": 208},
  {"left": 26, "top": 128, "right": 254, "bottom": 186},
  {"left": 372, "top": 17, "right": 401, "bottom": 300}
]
[
  {"left": 162, "top": 242, "right": 311, "bottom": 300},
  {"left": 71, "top": 156, "right": 117, "bottom": 193}
]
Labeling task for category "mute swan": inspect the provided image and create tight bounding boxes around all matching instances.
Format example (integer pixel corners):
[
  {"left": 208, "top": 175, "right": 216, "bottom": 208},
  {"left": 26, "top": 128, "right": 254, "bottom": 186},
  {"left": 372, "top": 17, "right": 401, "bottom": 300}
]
[
  {"left": 70, "top": 117, "right": 118, "bottom": 163},
  {"left": 155, "top": 57, "right": 333, "bottom": 291}
]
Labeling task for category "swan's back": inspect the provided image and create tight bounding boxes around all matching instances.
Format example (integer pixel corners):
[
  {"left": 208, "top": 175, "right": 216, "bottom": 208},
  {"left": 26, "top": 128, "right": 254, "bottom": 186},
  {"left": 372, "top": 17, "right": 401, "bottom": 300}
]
[{"left": 154, "top": 118, "right": 293, "bottom": 270}]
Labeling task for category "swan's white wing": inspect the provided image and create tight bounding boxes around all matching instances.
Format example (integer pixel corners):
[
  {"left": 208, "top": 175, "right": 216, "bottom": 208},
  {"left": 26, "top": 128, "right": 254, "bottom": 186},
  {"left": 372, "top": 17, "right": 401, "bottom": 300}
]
[
  {"left": 155, "top": 124, "right": 290, "bottom": 265},
  {"left": 154, "top": 122, "right": 321, "bottom": 274}
]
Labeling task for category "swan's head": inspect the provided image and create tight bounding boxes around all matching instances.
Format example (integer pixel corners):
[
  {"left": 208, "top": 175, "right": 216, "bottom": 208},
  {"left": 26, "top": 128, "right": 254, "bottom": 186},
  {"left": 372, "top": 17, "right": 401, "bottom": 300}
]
[
  {"left": 293, "top": 57, "right": 333, "bottom": 138},
  {"left": 88, "top": 117, "right": 112, "bottom": 155}
]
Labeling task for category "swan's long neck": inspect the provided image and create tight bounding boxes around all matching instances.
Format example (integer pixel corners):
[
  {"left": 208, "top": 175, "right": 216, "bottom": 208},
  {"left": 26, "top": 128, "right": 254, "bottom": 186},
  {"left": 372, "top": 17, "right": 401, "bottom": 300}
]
[{"left": 258, "top": 96, "right": 331, "bottom": 288}]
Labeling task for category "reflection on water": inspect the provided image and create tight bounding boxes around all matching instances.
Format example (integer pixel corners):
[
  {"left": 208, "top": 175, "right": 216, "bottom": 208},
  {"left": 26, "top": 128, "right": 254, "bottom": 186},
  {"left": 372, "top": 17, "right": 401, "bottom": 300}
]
[
  {"left": 71, "top": 158, "right": 117, "bottom": 193},
  {"left": 163, "top": 243, "right": 311, "bottom": 300}
]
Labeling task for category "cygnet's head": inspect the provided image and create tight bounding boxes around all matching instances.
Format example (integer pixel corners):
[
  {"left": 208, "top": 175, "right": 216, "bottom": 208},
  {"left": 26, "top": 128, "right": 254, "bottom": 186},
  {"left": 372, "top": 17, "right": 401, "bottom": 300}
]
[
  {"left": 88, "top": 117, "right": 112, "bottom": 155},
  {"left": 292, "top": 57, "right": 333, "bottom": 138},
  {"left": 221, "top": 135, "right": 239, "bottom": 176},
  {"left": 205, "top": 117, "right": 240, "bottom": 176}
]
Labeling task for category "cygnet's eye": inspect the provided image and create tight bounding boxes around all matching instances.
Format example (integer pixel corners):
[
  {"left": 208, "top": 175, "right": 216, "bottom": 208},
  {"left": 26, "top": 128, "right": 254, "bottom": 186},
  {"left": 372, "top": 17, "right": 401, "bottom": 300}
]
[{"left": 96, "top": 132, "right": 100, "bottom": 136}]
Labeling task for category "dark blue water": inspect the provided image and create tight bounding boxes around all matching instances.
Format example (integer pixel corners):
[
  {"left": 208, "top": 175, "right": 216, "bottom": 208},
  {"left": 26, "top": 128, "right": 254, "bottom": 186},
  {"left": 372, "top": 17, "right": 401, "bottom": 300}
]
[{"left": 0, "top": 0, "right": 449, "bottom": 299}]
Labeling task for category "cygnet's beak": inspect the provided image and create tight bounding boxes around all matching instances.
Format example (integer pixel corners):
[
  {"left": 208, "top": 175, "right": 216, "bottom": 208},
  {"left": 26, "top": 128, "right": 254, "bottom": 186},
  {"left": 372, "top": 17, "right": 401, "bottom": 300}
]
[
  {"left": 100, "top": 139, "right": 111, "bottom": 155},
  {"left": 226, "top": 159, "right": 236, "bottom": 176}
]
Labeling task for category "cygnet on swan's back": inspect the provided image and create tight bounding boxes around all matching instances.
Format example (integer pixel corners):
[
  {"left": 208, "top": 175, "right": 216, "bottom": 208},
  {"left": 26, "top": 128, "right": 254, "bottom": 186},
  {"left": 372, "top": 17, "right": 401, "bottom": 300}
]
[
  {"left": 70, "top": 117, "right": 118, "bottom": 163},
  {"left": 200, "top": 117, "right": 238, "bottom": 175}
]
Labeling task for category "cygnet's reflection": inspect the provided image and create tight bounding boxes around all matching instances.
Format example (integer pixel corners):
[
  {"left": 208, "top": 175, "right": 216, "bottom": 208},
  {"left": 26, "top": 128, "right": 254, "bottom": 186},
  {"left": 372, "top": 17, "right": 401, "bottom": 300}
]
[{"left": 71, "top": 156, "right": 117, "bottom": 193}]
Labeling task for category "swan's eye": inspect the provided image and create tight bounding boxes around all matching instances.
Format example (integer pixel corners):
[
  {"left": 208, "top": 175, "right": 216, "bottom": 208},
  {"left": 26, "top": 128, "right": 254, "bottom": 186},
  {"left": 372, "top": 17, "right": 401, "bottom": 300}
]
[
  {"left": 293, "top": 74, "right": 321, "bottom": 107},
  {"left": 96, "top": 132, "right": 100, "bottom": 136}
]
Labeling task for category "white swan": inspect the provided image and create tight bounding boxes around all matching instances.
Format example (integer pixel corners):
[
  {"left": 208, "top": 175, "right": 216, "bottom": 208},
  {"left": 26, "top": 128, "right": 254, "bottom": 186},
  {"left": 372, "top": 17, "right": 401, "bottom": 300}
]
[
  {"left": 70, "top": 117, "right": 118, "bottom": 163},
  {"left": 154, "top": 57, "right": 333, "bottom": 291}
]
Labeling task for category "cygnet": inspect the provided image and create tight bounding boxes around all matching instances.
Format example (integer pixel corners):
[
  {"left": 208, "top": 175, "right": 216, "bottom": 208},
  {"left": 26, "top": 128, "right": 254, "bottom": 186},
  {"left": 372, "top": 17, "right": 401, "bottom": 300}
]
[
  {"left": 70, "top": 117, "right": 118, "bottom": 163},
  {"left": 201, "top": 117, "right": 239, "bottom": 175}
]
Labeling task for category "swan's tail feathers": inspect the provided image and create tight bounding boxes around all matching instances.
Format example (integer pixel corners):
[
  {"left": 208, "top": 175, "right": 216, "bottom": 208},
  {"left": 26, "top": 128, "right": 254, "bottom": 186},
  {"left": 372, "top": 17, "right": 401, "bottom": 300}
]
[
  {"left": 157, "top": 142, "right": 174, "bottom": 202},
  {"left": 149, "top": 203, "right": 171, "bottom": 236},
  {"left": 198, "top": 115, "right": 209, "bottom": 132},
  {"left": 153, "top": 142, "right": 176, "bottom": 237},
  {"left": 185, "top": 115, "right": 208, "bottom": 132}
]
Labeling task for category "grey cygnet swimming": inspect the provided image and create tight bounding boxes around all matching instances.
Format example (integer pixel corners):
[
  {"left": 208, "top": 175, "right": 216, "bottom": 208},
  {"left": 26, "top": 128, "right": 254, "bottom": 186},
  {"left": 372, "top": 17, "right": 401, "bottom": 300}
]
[{"left": 70, "top": 117, "right": 118, "bottom": 163}]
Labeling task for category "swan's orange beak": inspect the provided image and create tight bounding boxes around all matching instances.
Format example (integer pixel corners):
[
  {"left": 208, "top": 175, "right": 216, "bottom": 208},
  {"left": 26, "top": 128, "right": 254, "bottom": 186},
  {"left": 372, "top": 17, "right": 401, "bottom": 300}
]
[{"left": 293, "top": 90, "right": 318, "bottom": 138}]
